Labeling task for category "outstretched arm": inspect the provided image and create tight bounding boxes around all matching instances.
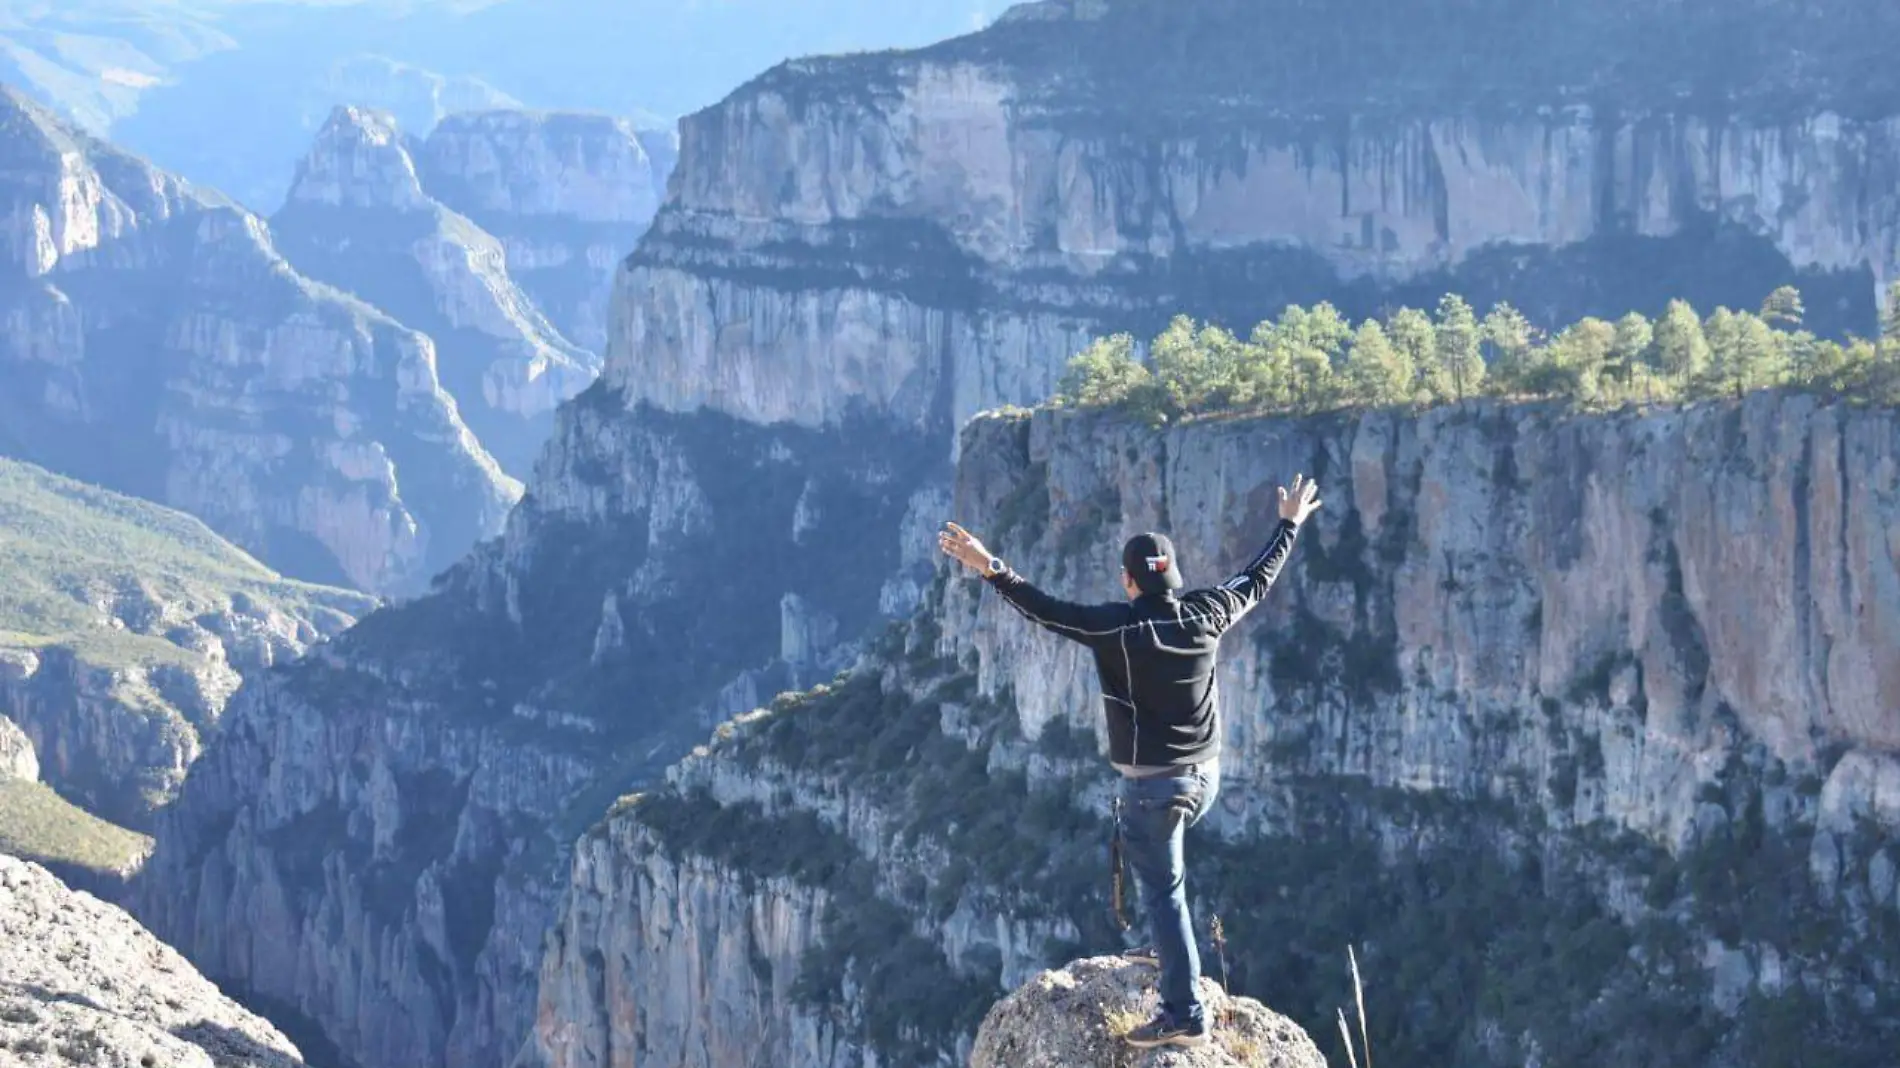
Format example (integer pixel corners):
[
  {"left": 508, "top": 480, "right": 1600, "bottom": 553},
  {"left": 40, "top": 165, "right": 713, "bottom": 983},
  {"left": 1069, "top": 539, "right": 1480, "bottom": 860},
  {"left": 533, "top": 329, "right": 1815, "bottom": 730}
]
[
  {"left": 938, "top": 521, "right": 1126, "bottom": 644},
  {"left": 1197, "top": 473, "right": 1322, "bottom": 632}
]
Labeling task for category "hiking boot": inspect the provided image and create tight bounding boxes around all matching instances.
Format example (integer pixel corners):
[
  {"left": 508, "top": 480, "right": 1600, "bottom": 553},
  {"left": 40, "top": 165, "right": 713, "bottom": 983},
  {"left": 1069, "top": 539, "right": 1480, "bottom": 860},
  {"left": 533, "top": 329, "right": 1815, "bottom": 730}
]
[
  {"left": 1123, "top": 1011, "right": 1209, "bottom": 1049},
  {"left": 1122, "top": 945, "right": 1159, "bottom": 967}
]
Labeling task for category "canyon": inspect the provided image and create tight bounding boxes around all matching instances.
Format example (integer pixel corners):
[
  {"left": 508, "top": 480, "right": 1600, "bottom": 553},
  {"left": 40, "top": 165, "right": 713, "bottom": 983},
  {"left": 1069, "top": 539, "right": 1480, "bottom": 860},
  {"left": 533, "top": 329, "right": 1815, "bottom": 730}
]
[{"left": 118, "top": 2, "right": 1900, "bottom": 1067}]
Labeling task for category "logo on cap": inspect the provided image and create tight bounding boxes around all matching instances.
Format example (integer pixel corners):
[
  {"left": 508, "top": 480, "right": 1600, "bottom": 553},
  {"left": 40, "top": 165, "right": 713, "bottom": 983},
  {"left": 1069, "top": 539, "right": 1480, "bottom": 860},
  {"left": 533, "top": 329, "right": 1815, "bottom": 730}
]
[{"left": 1146, "top": 555, "right": 1170, "bottom": 573}]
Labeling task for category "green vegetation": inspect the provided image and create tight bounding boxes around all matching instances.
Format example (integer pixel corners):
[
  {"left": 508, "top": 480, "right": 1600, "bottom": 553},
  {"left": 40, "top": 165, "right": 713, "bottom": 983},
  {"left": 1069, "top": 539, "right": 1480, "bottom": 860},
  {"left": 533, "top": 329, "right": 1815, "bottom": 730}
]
[
  {"left": 0, "top": 457, "right": 373, "bottom": 669},
  {"left": 0, "top": 779, "right": 151, "bottom": 877},
  {"left": 1053, "top": 285, "right": 1900, "bottom": 423}
]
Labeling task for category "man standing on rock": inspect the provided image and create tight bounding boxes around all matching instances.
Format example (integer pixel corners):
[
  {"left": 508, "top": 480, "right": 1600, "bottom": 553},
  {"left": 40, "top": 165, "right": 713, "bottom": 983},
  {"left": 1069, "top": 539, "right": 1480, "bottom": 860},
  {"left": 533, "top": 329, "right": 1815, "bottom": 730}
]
[{"left": 938, "top": 473, "right": 1322, "bottom": 1049}]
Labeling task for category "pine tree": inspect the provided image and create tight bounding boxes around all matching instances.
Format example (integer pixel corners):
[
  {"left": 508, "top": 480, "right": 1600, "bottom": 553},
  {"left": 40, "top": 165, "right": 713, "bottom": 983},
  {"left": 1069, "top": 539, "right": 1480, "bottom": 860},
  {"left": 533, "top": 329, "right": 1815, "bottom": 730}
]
[
  {"left": 1610, "top": 312, "right": 1654, "bottom": 401},
  {"left": 1537, "top": 318, "right": 1615, "bottom": 402},
  {"left": 1055, "top": 333, "right": 1150, "bottom": 408},
  {"left": 1342, "top": 320, "right": 1413, "bottom": 408},
  {"left": 1649, "top": 299, "right": 1711, "bottom": 387},
  {"left": 1238, "top": 320, "right": 1296, "bottom": 412},
  {"left": 1387, "top": 307, "right": 1443, "bottom": 402},
  {"left": 1276, "top": 303, "right": 1349, "bottom": 410},
  {"left": 1434, "top": 294, "right": 1485, "bottom": 400},
  {"left": 1761, "top": 285, "right": 1806, "bottom": 330},
  {"left": 1151, "top": 315, "right": 1223, "bottom": 415},
  {"left": 1482, "top": 302, "right": 1536, "bottom": 394}
]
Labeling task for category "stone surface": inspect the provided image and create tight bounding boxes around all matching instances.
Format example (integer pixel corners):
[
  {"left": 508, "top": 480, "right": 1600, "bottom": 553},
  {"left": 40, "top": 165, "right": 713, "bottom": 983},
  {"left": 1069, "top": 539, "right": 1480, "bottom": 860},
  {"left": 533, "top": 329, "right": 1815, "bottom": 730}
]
[
  {"left": 970, "top": 956, "right": 1326, "bottom": 1068},
  {"left": 0, "top": 853, "right": 304, "bottom": 1068}
]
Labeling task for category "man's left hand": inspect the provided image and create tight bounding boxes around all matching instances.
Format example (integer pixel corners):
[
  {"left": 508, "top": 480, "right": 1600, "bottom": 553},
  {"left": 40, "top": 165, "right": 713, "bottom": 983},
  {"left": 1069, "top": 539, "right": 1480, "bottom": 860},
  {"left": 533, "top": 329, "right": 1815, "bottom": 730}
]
[{"left": 938, "top": 522, "right": 997, "bottom": 575}]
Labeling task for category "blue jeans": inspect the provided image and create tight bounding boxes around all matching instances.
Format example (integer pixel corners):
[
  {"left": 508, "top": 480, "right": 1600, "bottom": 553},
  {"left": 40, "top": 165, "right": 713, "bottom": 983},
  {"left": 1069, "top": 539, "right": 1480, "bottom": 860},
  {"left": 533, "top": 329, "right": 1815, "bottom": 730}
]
[{"left": 1120, "top": 760, "right": 1220, "bottom": 1025}]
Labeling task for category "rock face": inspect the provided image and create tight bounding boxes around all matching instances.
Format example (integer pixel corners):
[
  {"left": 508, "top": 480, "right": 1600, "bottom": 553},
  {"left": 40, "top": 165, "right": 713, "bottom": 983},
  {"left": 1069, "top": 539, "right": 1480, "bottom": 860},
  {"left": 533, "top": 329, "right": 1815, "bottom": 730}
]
[
  {"left": 0, "top": 86, "right": 518, "bottom": 594},
  {"left": 419, "top": 110, "right": 678, "bottom": 355},
  {"left": 0, "top": 714, "right": 37, "bottom": 782},
  {"left": 0, "top": 853, "right": 305, "bottom": 1068},
  {"left": 136, "top": 386, "right": 943, "bottom": 1068},
  {"left": 272, "top": 105, "right": 676, "bottom": 474},
  {"left": 274, "top": 106, "right": 600, "bottom": 476},
  {"left": 613, "top": 0, "right": 1900, "bottom": 439},
  {"left": 518, "top": 396, "right": 1900, "bottom": 1068},
  {"left": 970, "top": 956, "right": 1326, "bottom": 1068}
]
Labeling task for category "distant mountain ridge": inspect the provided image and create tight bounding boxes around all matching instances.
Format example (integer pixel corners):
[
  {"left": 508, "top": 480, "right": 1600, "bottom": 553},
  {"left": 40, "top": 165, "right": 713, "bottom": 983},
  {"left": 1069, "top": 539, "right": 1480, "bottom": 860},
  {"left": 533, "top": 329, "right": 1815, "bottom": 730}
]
[
  {"left": 0, "top": 83, "right": 518, "bottom": 595},
  {"left": 0, "top": 0, "right": 990, "bottom": 210}
]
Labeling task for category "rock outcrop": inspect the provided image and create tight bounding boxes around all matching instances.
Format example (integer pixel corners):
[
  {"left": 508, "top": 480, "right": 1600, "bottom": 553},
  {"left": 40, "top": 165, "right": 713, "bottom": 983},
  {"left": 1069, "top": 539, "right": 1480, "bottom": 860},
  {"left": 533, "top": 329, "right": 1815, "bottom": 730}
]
[
  {"left": 0, "top": 714, "right": 37, "bottom": 782},
  {"left": 273, "top": 105, "right": 599, "bottom": 476},
  {"left": 970, "top": 956, "right": 1326, "bottom": 1068},
  {"left": 518, "top": 395, "right": 1900, "bottom": 1068},
  {"left": 0, "top": 854, "right": 304, "bottom": 1068},
  {"left": 0, "top": 86, "right": 518, "bottom": 594}
]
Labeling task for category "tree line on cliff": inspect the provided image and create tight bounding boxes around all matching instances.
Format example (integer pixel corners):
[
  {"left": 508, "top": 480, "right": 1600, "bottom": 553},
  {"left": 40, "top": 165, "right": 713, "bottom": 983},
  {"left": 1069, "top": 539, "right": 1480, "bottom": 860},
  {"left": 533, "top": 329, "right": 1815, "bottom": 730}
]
[{"left": 1053, "top": 283, "right": 1900, "bottom": 419}]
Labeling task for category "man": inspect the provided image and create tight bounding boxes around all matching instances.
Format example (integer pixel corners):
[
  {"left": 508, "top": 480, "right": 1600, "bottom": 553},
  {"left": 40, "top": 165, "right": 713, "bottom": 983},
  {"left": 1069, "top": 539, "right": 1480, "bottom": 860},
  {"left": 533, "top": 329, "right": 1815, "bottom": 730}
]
[{"left": 937, "top": 473, "right": 1322, "bottom": 1049}]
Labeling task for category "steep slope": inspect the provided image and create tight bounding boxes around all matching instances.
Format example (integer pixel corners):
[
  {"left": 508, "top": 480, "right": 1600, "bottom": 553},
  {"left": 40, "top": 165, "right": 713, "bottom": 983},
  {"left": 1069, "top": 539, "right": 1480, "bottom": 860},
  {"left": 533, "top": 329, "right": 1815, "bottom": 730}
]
[
  {"left": 0, "top": 85, "right": 518, "bottom": 594},
  {"left": 0, "top": 456, "right": 375, "bottom": 832},
  {"left": 417, "top": 110, "right": 677, "bottom": 355},
  {"left": 272, "top": 106, "right": 597, "bottom": 476},
  {"left": 0, "top": 853, "right": 306, "bottom": 1068},
  {"left": 136, "top": 382, "right": 945, "bottom": 1068},
  {"left": 522, "top": 394, "right": 1900, "bottom": 1068}
]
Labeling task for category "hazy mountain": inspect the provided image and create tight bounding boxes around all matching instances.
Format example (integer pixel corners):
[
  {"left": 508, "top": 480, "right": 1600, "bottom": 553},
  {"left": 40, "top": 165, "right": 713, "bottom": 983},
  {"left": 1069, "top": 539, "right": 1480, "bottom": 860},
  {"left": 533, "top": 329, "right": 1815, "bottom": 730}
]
[{"left": 1, "top": 0, "right": 998, "bottom": 210}]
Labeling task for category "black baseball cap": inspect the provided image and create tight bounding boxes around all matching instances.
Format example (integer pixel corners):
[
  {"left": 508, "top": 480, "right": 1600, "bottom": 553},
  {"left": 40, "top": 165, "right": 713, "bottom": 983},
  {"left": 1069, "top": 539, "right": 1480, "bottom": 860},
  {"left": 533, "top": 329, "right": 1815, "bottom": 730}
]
[{"left": 1122, "top": 532, "right": 1184, "bottom": 594}]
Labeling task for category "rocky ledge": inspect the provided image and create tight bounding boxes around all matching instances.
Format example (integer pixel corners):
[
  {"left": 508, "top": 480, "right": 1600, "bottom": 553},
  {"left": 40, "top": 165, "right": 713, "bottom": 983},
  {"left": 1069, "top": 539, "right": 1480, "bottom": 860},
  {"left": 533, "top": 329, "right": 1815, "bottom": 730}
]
[
  {"left": 0, "top": 854, "right": 304, "bottom": 1067},
  {"left": 971, "top": 956, "right": 1327, "bottom": 1068}
]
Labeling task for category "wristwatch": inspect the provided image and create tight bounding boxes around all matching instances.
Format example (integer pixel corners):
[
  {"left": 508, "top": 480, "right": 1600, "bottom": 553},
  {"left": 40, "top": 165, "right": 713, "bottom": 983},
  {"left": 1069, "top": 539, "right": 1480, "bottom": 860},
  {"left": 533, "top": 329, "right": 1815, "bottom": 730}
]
[{"left": 984, "top": 555, "right": 1006, "bottom": 577}]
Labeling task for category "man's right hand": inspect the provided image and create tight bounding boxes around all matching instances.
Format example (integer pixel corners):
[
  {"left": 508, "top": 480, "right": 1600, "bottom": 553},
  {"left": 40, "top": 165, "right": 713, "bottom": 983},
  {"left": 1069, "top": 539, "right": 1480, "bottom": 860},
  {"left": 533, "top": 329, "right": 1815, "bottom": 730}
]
[
  {"left": 938, "top": 521, "right": 1000, "bottom": 575},
  {"left": 1277, "top": 473, "right": 1322, "bottom": 525}
]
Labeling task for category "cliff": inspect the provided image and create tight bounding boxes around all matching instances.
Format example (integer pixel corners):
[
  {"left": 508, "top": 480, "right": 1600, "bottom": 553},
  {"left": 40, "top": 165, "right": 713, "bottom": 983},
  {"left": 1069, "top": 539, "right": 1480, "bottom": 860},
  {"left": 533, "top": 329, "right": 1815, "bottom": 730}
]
[
  {"left": 613, "top": 0, "right": 1900, "bottom": 438},
  {"left": 273, "top": 106, "right": 599, "bottom": 476},
  {"left": 518, "top": 394, "right": 1899, "bottom": 1068},
  {"left": 0, "top": 853, "right": 306, "bottom": 1068},
  {"left": 0, "top": 457, "right": 376, "bottom": 832},
  {"left": 135, "top": 386, "right": 945, "bottom": 1068},
  {"left": 0, "top": 86, "right": 518, "bottom": 594},
  {"left": 418, "top": 110, "right": 677, "bottom": 356}
]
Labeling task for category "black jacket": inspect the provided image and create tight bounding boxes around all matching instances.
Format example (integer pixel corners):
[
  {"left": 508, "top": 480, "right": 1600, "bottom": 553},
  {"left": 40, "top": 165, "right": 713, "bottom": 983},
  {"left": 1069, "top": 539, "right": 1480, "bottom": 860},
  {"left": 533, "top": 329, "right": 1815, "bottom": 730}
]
[{"left": 984, "top": 520, "right": 1301, "bottom": 768}]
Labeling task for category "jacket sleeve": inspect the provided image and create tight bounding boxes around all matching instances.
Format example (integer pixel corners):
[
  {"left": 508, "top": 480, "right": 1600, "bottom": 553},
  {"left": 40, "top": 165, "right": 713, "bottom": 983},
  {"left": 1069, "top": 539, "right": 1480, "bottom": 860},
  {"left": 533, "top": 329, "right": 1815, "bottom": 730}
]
[
  {"left": 984, "top": 568, "right": 1127, "bottom": 647},
  {"left": 1193, "top": 519, "right": 1301, "bottom": 634}
]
